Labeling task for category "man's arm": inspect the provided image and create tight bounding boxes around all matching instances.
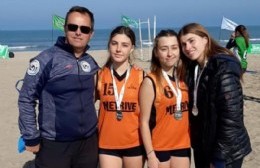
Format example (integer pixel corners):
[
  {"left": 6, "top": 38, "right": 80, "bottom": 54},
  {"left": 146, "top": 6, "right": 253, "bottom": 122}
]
[{"left": 18, "top": 56, "right": 47, "bottom": 152}]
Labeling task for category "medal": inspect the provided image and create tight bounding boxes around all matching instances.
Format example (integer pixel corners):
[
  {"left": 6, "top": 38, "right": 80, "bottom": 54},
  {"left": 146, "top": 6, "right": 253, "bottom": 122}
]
[
  {"left": 193, "top": 61, "right": 207, "bottom": 117},
  {"left": 116, "top": 110, "right": 123, "bottom": 121},
  {"left": 162, "top": 70, "right": 183, "bottom": 120},
  {"left": 192, "top": 105, "right": 198, "bottom": 116},
  {"left": 111, "top": 65, "right": 130, "bottom": 121},
  {"left": 174, "top": 110, "right": 182, "bottom": 120}
]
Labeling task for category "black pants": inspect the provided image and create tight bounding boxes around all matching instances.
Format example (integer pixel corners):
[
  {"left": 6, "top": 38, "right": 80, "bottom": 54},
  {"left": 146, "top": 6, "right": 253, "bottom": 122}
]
[
  {"left": 226, "top": 159, "right": 243, "bottom": 168},
  {"left": 35, "top": 133, "right": 98, "bottom": 168}
]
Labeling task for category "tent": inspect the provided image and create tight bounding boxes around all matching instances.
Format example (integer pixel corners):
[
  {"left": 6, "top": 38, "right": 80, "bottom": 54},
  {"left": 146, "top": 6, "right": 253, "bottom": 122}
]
[
  {"left": 0, "top": 45, "right": 15, "bottom": 59},
  {"left": 0, "top": 45, "right": 9, "bottom": 59},
  {"left": 248, "top": 44, "right": 260, "bottom": 54}
]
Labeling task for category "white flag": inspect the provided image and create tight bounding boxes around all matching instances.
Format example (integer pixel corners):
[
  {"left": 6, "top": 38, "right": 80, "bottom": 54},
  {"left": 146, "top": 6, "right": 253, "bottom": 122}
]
[{"left": 221, "top": 17, "right": 238, "bottom": 31}]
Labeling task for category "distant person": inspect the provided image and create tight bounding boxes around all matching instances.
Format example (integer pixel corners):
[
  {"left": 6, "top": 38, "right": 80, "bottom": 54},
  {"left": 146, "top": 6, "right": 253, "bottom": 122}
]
[
  {"left": 226, "top": 25, "right": 250, "bottom": 73},
  {"left": 139, "top": 29, "right": 191, "bottom": 168},
  {"left": 18, "top": 6, "right": 99, "bottom": 168},
  {"left": 96, "top": 25, "right": 145, "bottom": 168},
  {"left": 178, "top": 23, "right": 252, "bottom": 168}
]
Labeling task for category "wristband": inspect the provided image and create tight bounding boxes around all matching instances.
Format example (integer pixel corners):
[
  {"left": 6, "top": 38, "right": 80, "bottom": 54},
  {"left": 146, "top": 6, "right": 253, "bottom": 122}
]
[{"left": 147, "top": 150, "right": 154, "bottom": 156}]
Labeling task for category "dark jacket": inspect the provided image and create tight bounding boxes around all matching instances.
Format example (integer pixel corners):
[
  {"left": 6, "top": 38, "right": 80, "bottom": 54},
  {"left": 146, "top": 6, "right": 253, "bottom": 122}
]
[
  {"left": 18, "top": 37, "right": 99, "bottom": 146},
  {"left": 187, "top": 54, "right": 251, "bottom": 166}
]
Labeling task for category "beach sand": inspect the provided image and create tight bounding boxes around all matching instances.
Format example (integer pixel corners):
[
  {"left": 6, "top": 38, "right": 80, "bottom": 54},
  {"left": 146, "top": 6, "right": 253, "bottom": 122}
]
[{"left": 0, "top": 49, "right": 259, "bottom": 168}]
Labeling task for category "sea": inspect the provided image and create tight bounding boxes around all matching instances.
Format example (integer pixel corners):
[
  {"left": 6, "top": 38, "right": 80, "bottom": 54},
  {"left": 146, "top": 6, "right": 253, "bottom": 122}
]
[{"left": 1, "top": 26, "right": 260, "bottom": 52}]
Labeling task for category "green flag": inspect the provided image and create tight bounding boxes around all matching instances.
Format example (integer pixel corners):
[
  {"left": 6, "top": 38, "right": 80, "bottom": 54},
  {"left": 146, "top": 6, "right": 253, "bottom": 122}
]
[
  {"left": 53, "top": 15, "right": 65, "bottom": 31},
  {"left": 121, "top": 15, "right": 138, "bottom": 28}
]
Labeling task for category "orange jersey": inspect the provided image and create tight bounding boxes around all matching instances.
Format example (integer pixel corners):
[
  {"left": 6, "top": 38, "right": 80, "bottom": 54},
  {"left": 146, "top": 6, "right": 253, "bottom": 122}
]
[
  {"left": 147, "top": 73, "right": 190, "bottom": 151},
  {"left": 97, "top": 66, "right": 144, "bottom": 149}
]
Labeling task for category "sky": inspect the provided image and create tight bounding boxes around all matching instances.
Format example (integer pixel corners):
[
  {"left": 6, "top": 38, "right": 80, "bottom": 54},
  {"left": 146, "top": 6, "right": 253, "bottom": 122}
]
[{"left": 0, "top": 0, "right": 260, "bottom": 30}]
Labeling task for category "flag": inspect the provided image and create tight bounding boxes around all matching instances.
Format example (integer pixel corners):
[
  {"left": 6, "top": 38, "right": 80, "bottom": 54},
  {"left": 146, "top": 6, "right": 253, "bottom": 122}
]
[
  {"left": 221, "top": 17, "right": 238, "bottom": 31},
  {"left": 52, "top": 15, "right": 65, "bottom": 31},
  {"left": 121, "top": 15, "right": 138, "bottom": 28}
]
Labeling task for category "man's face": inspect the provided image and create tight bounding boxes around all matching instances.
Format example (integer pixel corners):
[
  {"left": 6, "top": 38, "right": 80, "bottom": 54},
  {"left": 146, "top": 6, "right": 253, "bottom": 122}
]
[{"left": 65, "top": 12, "right": 93, "bottom": 53}]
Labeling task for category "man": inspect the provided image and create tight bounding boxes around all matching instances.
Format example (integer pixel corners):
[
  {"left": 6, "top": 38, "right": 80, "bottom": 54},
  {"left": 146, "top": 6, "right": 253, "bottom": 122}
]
[{"left": 18, "top": 6, "right": 99, "bottom": 168}]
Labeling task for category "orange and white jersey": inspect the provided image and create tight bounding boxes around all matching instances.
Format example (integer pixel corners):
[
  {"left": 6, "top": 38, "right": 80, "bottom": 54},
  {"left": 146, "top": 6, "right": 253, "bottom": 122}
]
[
  {"left": 97, "top": 66, "right": 144, "bottom": 149},
  {"left": 147, "top": 73, "right": 190, "bottom": 151}
]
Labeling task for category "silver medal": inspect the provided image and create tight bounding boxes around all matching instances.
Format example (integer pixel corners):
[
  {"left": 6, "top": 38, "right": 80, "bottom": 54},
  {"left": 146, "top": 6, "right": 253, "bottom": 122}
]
[
  {"left": 174, "top": 110, "right": 182, "bottom": 120},
  {"left": 192, "top": 105, "right": 199, "bottom": 116},
  {"left": 116, "top": 110, "right": 123, "bottom": 121}
]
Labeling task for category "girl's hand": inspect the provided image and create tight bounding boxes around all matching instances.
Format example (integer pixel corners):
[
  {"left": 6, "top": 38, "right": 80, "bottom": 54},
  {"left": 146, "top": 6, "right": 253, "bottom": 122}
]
[{"left": 147, "top": 152, "right": 159, "bottom": 168}]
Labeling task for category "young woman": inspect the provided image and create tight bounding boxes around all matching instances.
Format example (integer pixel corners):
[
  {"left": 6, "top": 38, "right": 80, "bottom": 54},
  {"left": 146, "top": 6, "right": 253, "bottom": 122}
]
[
  {"left": 178, "top": 23, "right": 252, "bottom": 168},
  {"left": 140, "top": 29, "right": 191, "bottom": 168},
  {"left": 96, "top": 26, "right": 145, "bottom": 168},
  {"left": 226, "top": 25, "right": 250, "bottom": 73}
]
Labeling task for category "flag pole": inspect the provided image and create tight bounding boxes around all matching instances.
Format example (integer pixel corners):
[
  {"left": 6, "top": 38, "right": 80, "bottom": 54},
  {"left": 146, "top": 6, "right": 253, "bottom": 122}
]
[
  {"left": 219, "top": 16, "right": 223, "bottom": 44},
  {"left": 153, "top": 15, "right": 156, "bottom": 39},
  {"left": 52, "top": 15, "right": 54, "bottom": 44},
  {"left": 138, "top": 19, "right": 143, "bottom": 60}
]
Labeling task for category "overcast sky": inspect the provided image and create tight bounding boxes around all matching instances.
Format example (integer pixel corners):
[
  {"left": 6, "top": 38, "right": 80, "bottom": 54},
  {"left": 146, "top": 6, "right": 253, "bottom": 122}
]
[{"left": 0, "top": 0, "right": 259, "bottom": 30}]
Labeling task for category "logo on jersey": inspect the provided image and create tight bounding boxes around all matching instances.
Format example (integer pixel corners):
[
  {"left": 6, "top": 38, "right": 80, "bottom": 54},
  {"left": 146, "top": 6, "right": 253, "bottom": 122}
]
[
  {"left": 27, "top": 60, "right": 40, "bottom": 75},
  {"left": 166, "top": 101, "right": 188, "bottom": 115},
  {"left": 80, "top": 61, "right": 91, "bottom": 72},
  {"left": 103, "top": 101, "right": 137, "bottom": 112}
]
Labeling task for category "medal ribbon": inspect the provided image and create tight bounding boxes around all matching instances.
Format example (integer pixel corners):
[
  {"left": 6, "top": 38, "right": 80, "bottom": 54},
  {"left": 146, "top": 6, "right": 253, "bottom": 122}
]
[
  {"left": 193, "top": 61, "right": 208, "bottom": 110},
  {"left": 162, "top": 70, "right": 182, "bottom": 112},
  {"left": 111, "top": 65, "right": 131, "bottom": 112}
]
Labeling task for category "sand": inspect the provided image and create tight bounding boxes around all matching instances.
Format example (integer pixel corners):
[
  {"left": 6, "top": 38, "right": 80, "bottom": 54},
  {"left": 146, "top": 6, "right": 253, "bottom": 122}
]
[{"left": 0, "top": 49, "right": 259, "bottom": 168}]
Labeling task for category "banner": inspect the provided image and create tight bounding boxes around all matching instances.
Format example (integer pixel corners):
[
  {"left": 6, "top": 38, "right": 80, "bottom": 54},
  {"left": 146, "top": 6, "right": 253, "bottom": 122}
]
[
  {"left": 248, "top": 44, "right": 260, "bottom": 54},
  {"left": 53, "top": 15, "right": 65, "bottom": 31},
  {"left": 0, "top": 45, "right": 9, "bottom": 59},
  {"left": 121, "top": 15, "right": 138, "bottom": 28},
  {"left": 221, "top": 17, "right": 238, "bottom": 31}
]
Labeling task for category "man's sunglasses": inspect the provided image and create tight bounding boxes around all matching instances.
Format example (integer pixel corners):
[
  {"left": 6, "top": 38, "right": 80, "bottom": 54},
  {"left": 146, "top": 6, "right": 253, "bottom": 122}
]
[{"left": 67, "top": 24, "right": 92, "bottom": 34}]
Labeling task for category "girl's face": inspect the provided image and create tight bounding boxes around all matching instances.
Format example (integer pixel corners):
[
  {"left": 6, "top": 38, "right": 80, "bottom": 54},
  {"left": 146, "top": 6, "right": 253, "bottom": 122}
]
[
  {"left": 155, "top": 36, "right": 180, "bottom": 70},
  {"left": 235, "top": 30, "right": 240, "bottom": 37},
  {"left": 109, "top": 34, "right": 134, "bottom": 64},
  {"left": 180, "top": 33, "right": 208, "bottom": 64}
]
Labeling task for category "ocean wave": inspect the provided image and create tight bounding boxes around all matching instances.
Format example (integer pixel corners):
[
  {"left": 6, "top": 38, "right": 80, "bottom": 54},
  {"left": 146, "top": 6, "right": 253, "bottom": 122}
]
[
  {"left": 8, "top": 44, "right": 51, "bottom": 51},
  {"left": 9, "top": 46, "right": 30, "bottom": 50},
  {"left": 220, "top": 38, "right": 260, "bottom": 43},
  {"left": 250, "top": 38, "right": 260, "bottom": 41}
]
